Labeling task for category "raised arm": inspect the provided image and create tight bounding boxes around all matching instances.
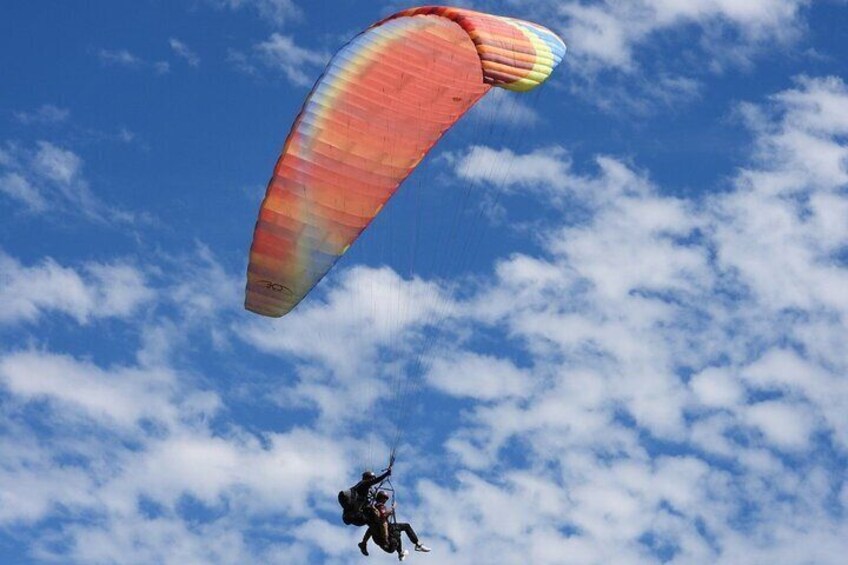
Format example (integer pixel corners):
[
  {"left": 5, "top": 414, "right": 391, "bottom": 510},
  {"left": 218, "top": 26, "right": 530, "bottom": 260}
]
[{"left": 363, "top": 468, "right": 391, "bottom": 489}]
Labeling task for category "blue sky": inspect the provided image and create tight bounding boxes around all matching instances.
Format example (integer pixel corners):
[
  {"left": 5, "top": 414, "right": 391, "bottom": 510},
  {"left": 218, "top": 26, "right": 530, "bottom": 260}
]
[{"left": 2, "top": 0, "right": 848, "bottom": 563}]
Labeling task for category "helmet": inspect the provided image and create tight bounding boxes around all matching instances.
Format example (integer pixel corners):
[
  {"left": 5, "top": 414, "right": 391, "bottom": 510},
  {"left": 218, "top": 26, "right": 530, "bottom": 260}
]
[
  {"left": 362, "top": 471, "right": 376, "bottom": 481},
  {"left": 375, "top": 490, "right": 390, "bottom": 502}
]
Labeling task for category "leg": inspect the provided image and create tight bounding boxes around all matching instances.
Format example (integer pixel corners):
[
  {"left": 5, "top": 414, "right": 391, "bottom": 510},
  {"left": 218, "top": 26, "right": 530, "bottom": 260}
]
[
  {"left": 367, "top": 520, "right": 392, "bottom": 553},
  {"left": 393, "top": 523, "right": 419, "bottom": 545},
  {"left": 376, "top": 520, "right": 389, "bottom": 548},
  {"left": 393, "top": 523, "right": 430, "bottom": 553},
  {"left": 387, "top": 523, "right": 406, "bottom": 558},
  {"left": 358, "top": 529, "right": 370, "bottom": 556},
  {"left": 377, "top": 535, "right": 397, "bottom": 555}
]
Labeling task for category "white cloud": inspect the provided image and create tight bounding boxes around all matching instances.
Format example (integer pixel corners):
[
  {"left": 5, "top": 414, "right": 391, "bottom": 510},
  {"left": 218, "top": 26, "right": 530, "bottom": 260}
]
[
  {"left": 0, "top": 348, "right": 216, "bottom": 534},
  {"left": 13, "top": 104, "right": 70, "bottom": 125},
  {"left": 53, "top": 517, "right": 251, "bottom": 565},
  {"left": 741, "top": 348, "right": 848, "bottom": 448},
  {"left": 556, "top": 0, "right": 808, "bottom": 72},
  {"left": 168, "top": 244, "right": 241, "bottom": 321},
  {"left": 101, "top": 427, "right": 345, "bottom": 516},
  {"left": 689, "top": 367, "right": 745, "bottom": 408},
  {"left": 99, "top": 49, "right": 170, "bottom": 74},
  {"left": 238, "top": 265, "right": 450, "bottom": 427},
  {"left": 226, "top": 48, "right": 258, "bottom": 75},
  {"left": 0, "top": 251, "right": 154, "bottom": 325},
  {"left": 98, "top": 48, "right": 141, "bottom": 67},
  {"left": 410, "top": 74, "right": 848, "bottom": 562},
  {"left": 32, "top": 140, "right": 81, "bottom": 184},
  {"left": 579, "top": 72, "right": 704, "bottom": 116},
  {"left": 0, "top": 171, "right": 45, "bottom": 212},
  {"left": 425, "top": 351, "right": 533, "bottom": 401},
  {"left": 292, "top": 519, "right": 362, "bottom": 558},
  {"left": 254, "top": 33, "right": 327, "bottom": 86},
  {"left": 0, "top": 350, "right": 180, "bottom": 428},
  {"left": 0, "top": 141, "right": 135, "bottom": 222},
  {"left": 134, "top": 244, "right": 242, "bottom": 366},
  {"left": 0, "top": 345, "right": 353, "bottom": 563},
  {"left": 505, "top": 0, "right": 808, "bottom": 113},
  {"left": 229, "top": 31, "right": 326, "bottom": 85},
  {"left": 470, "top": 89, "right": 541, "bottom": 126},
  {"left": 169, "top": 38, "right": 200, "bottom": 67},
  {"left": 452, "top": 145, "right": 575, "bottom": 209},
  {"left": 0, "top": 431, "right": 96, "bottom": 524},
  {"left": 240, "top": 266, "right": 449, "bottom": 374},
  {"left": 714, "top": 77, "right": 848, "bottom": 317},
  {"left": 743, "top": 400, "right": 816, "bottom": 450},
  {"left": 2, "top": 31, "right": 847, "bottom": 562},
  {"left": 214, "top": 0, "right": 302, "bottom": 26}
]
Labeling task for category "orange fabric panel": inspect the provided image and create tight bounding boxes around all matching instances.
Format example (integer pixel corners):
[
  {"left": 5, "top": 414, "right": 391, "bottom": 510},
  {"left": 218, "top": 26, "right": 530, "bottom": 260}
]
[{"left": 246, "top": 15, "right": 490, "bottom": 316}]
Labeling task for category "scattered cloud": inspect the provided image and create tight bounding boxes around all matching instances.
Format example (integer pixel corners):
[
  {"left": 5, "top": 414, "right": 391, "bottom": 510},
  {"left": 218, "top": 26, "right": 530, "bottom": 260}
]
[
  {"left": 0, "top": 347, "right": 351, "bottom": 563},
  {"left": 238, "top": 265, "right": 450, "bottom": 427},
  {"left": 13, "top": 104, "right": 70, "bottom": 125},
  {"left": 99, "top": 49, "right": 170, "bottom": 74},
  {"left": 496, "top": 0, "right": 809, "bottom": 113},
  {"left": 0, "top": 140, "right": 136, "bottom": 222},
  {"left": 2, "top": 1, "right": 847, "bottom": 558},
  {"left": 32, "top": 140, "right": 81, "bottom": 184},
  {"left": 228, "top": 32, "right": 326, "bottom": 86},
  {"left": 453, "top": 145, "right": 572, "bottom": 194},
  {"left": 212, "top": 0, "right": 302, "bottom": 26},
  {"left": 216, "top": 72, "right": 845, "bottom": 561},
  {"left": 4, "top": 59, "right": 847, "bottom": 565},
  {"left": 407, "top": 74, "right": 848, "bottom": 562},
  {"left": 169, "top": 38, "right": 200, "bottom": 67},
  {"left": 0, "top": 350, "right": 180, "bottom": 428},
  {"left": 0, "top": 251, "right": 154, "bottom": 325},
  {"left": 253, "top": 33, "right": 328, "bottom": 86},
  {"left": 425, "top": 351, "right": 533, "bottom": 401},
  {"left": 226, "top": 48, "right": 258, "bottom": 75},
  {"left": 470, "top": 89, "right": 541, "bottom": 126},
  {"left": 118, "top": 127, "right": 135, "bottom": 143},
  {"left": 578, "top": 72, "right": 704, "bottom": 116},
  {"left": 554, "top": 0, "right": 809, "bottom": 72},
  {"left": 0, "top": 171, "right": 45, "bottom": 212}
]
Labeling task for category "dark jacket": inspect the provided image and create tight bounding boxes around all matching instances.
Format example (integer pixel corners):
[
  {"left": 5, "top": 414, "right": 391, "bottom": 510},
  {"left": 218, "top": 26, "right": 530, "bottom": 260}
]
[
  {"left": 339, "top": 470, "right": 390, "bottom": 526},
  {"left": 351, "top": 470, "right": 390, "bottom": 502}
]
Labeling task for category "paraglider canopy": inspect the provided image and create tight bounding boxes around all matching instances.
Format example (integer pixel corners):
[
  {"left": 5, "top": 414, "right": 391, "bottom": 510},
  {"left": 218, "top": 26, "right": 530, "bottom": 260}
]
[{"left": 244, "top": 5, "right": 565, "bottom": 317}]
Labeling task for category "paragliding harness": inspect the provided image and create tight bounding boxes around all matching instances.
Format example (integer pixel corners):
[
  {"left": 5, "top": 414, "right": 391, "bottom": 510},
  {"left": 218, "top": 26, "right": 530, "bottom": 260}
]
[
  {"left": 373, "top": 451, "right": 396, "bottom": 517},
  {"left": 338, "top": 488, "right": 370, "bottom": 526},
  {"left": 339, "top": 454, "right": 396, "bottom": 528},
  {"left": 372, "top": 474, "right": 397, "bottom": 527},
  {"left": 368, "top": 455, "right": 402, "bottom": 551}
]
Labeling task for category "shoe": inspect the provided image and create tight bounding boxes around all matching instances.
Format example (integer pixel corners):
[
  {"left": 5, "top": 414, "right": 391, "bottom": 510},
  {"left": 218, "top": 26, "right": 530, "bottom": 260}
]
[
  {"left": 358, "top": 541, "right": 368, "bottom": 556},
  {"left": 415, "top": 543, "right": 431, "bottom": 552},
  {"left": 398, "top": 549, "right": 409, "bottom": 561}
]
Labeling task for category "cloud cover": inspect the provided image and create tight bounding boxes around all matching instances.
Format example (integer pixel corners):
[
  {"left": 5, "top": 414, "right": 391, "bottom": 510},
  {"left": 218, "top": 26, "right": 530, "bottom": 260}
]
[
  {"left": 0, "top": 141, "right": 136, "bottom": 223},
  {"left": 1, "top": 1, "right": 847, "bottom": 564},
  {"left": 424, "top": 74, "right": 848, "bottom": 563}
]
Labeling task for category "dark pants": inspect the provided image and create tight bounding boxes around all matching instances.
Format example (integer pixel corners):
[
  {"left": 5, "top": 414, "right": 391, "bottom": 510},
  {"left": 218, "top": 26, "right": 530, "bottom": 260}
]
[
  {"left": 392, "top": 523, "right": 420, "bottom": 546},
  {"left": 362, "top": 522, "right": 419, "bottom": 554}
]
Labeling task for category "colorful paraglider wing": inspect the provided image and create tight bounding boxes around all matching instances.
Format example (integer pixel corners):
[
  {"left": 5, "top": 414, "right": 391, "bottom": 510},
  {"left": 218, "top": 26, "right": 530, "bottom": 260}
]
[
  {"left": 245, "top": 7, "right": 566, "bottom": 317},
  {"left": 379, "top": 7, "right": 566, "bottom": 91}
]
